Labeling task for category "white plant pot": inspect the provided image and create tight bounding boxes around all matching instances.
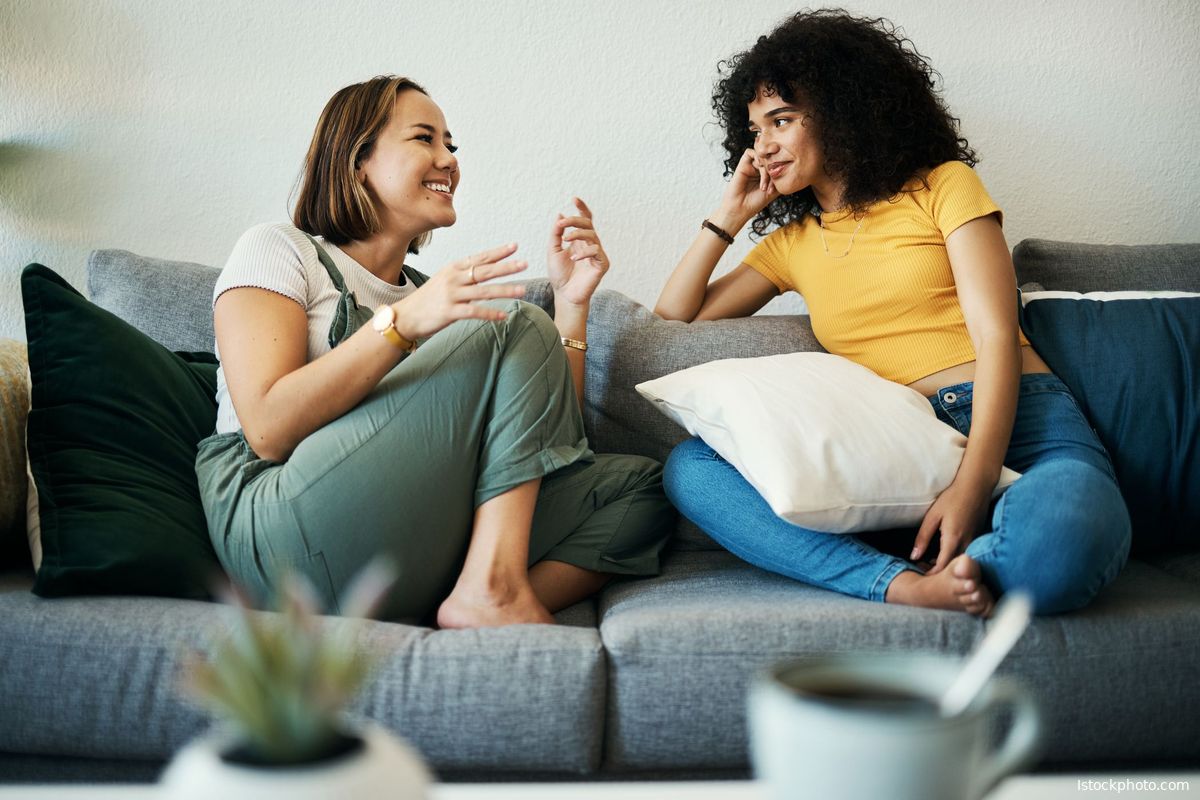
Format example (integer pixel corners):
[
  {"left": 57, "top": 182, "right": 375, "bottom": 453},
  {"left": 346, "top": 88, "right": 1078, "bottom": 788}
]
[{"left": 160, "top": 723, "right": 431, "bottom": 800}]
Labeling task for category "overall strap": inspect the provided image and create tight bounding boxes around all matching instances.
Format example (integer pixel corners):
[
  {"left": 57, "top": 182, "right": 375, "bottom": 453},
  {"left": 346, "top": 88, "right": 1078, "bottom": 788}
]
[{"left": 300, "top": 232, "right": 372, "bottom": 349}]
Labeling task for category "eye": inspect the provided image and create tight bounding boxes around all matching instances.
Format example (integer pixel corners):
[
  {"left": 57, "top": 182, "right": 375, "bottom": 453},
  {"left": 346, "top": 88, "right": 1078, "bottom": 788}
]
[
  {"left": 773, "top": 117, "right": 792, "bottom": 128},
  {"left": 749, "top": 129, "right": 761, "bottom": 139},
  {"left": 445, "top": 143, "right": 459, "bottom": 154},
  {"left": 415, "top": 134, "right": 434, "bottom": 144}
]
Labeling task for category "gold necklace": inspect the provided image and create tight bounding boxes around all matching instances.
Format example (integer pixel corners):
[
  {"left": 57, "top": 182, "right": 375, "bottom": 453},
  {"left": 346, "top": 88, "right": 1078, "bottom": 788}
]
[{"left": 817, "top": 213, "right": 866, "bottom": 259}]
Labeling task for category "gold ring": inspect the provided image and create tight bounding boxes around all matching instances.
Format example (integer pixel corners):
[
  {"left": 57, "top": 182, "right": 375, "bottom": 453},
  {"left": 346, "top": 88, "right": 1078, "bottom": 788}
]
[{"left": 468, "top": 264, "right": 477, "bottom": 284}]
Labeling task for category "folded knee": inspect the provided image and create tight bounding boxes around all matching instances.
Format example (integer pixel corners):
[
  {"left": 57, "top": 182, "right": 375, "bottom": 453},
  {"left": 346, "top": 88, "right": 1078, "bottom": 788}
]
[{"left": 994, "top": 460, "right": 1132, "bottom": 614}]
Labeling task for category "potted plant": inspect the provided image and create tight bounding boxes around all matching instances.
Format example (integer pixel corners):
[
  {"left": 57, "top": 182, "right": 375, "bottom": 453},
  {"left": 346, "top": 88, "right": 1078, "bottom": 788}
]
[{"left": 161, "top": 561, "right": 430, "bottom": 800}]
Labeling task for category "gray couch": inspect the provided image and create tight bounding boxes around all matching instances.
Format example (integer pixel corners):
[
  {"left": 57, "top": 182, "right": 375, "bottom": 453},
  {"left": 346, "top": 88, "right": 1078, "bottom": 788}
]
[{"left": 2, "top": 239, "right": 1198, "bottom": 783}]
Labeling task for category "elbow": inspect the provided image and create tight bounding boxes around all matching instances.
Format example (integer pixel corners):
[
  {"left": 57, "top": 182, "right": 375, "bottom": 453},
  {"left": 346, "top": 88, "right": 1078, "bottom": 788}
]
[
  {"left": 240, "top": 421, "right": 294, "bottom": 463},
  {"left": 653, "top": 302, "right": 696, "bottom": 322}
]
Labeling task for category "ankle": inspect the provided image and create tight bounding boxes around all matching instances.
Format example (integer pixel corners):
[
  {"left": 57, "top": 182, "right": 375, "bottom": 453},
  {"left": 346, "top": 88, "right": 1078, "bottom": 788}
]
[{"left": 884, "top": 569, "right": 921, "bottom": 604}]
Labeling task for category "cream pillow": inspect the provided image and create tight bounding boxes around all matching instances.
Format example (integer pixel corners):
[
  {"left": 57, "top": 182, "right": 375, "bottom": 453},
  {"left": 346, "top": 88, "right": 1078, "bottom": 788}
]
[{"left": 637, "top": 353, "right": 1020, "bottom": 533}]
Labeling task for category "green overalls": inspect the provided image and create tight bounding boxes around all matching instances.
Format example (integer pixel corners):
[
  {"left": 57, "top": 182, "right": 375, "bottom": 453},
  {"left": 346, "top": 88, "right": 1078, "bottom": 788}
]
[{"left": 195, "top": 236, "right": 673, "bottom": 622}]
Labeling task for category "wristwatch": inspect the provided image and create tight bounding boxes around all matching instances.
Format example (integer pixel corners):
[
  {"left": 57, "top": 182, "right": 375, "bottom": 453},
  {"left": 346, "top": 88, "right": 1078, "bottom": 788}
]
[{"left": 371, "top": 305, "right": 416, "bottom": 352}]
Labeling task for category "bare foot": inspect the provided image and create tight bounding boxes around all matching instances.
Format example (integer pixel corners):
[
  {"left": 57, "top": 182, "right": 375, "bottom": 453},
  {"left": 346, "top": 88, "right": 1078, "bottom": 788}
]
[
  {"left": 885, "top": 555, "right": 996, "bottom": 617},
  {"left": 436, "top": 580, "right": 555, "bottom": 629}
]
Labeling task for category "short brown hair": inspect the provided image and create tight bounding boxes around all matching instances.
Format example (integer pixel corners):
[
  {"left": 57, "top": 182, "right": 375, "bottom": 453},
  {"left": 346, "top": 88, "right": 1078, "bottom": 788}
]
[{"left": 293, "top": 75, "right": 431, "bottom": 254}]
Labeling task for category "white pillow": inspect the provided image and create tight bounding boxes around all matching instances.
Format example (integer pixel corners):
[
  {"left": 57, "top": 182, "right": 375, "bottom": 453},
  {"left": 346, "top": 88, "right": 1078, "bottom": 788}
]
[{"left": 637, "top": 353, "right": 1020, "bottom": 533}]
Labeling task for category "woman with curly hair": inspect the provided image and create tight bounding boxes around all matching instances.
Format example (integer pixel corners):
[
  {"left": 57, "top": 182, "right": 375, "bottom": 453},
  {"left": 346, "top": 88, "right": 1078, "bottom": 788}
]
[{"left": 655, "top": 9, "right": 1130, "bottom": 616}]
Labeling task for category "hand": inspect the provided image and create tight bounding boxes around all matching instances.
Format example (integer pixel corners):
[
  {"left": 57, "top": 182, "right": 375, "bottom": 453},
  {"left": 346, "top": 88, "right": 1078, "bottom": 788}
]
[
  {"left": 548, "top": 197, "right": 609, "bottom": 308},
  {"left": 715, "top": 149, "right": 781, "bottom": 229},
  {"left": 910, "top": 478, "right": 993, "bottom": 575},
  {"left": 393, "top": 243, "right": 528, "bottom": 340}
]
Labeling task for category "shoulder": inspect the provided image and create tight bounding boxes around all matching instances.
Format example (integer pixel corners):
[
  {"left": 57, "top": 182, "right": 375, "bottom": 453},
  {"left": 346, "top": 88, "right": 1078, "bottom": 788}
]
[
  {"left": 907, "top": 161, "right": 1001, "bottom": 233},
  {"left": 229, "top": 222, "right": 318, "bottom": 263},
  {"left": 754, "top": 220, "right": 807, "bottom": 251},
  {"left": 914, "top": 161, "right": 989, "bottom": 198},
  {"left": 218, "top": 222, "right": 320, "bottom": 307}
]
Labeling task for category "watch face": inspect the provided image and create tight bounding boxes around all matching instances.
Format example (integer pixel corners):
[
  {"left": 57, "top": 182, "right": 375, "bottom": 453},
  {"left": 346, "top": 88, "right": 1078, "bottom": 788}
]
[{"left": 372, "top": 305, "right": 394, "bottom": 332}]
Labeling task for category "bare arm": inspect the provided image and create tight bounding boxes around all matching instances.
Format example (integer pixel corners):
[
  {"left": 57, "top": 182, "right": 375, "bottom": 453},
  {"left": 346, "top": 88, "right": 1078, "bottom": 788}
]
[
  {"left": 547, "top": 198, "right": 613, "bottom": 408},
  {"left": 912, "top": 214, "right": 1023, "bottom": 571},
  {"left": 654, "top": 149, "right": 781, "bottom": 322},
  {"left": 215, "top": 288, "right": 409, "bottom": 463},
  {"left": 217, "top": 244, "right": 528, "bottom": 462}
]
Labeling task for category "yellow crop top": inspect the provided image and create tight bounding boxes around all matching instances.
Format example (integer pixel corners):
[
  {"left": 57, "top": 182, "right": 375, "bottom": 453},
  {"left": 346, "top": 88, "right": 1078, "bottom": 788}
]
[{"left": 743, "top": 161, "right": 1028, "bottom": 385}]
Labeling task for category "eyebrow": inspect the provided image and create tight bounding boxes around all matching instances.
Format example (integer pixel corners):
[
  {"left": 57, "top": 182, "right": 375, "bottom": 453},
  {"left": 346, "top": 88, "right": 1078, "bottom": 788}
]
[{"left": 408, "top": 123, "right": 454, "bottom": 139}]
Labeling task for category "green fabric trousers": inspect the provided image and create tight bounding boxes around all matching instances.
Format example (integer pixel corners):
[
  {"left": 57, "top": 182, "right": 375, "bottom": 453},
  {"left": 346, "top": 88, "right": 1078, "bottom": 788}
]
[{"left": 196, "top": 300, "right": 674, "bottom": 622}]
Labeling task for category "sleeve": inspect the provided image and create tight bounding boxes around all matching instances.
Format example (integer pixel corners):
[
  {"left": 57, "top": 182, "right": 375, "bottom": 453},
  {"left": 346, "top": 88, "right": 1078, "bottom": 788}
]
[
  {"left": 922, "top": 162, "right": 1003, "bottom": 238},
  {"left": 213, "top": 223, "right": 311, "bottom": 309},
  {"left": 741, "top": 224, "right": 797, "bottom": 293}
]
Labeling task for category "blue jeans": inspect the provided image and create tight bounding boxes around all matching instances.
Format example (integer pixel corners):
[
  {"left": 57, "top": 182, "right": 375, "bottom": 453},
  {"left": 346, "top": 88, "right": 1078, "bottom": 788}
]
[{"left": 663, "top": 374, "right": 1132, "bottom": 614}]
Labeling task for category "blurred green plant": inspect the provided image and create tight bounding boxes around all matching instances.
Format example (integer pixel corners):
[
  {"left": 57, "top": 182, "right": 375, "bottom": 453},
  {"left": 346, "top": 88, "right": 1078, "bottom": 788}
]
[{"left": 180, "top": 559, "right": 395, "bottom": 766}]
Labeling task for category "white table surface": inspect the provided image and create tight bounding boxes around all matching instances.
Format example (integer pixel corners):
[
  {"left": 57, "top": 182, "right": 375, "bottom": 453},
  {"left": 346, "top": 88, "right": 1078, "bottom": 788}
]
[{"left": 1, "top": 775, "right": 1197, "bottom": 799}]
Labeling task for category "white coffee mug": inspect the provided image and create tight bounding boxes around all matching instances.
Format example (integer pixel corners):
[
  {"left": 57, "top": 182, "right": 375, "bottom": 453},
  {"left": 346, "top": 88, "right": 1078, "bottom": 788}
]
[{"left": 749, "top": 653, "right": 1041, "bottom": 800}]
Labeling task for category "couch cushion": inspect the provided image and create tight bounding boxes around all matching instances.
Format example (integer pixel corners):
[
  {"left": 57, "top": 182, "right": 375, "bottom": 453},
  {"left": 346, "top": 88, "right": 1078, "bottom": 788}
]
[
  {"left": 23, "top": 265, "right": 224, "bottom": 599},
  {"left": 1012, "top": 239, "right": 1200, "bottom": 293},
  {"left": 597, "top": 550, "right": 1200, "bottom": 770},
  {"left": 87, "top": 250, "right": 222, "bottom": 354},
  {"left": 0, "top": 575, "right": 606, "bottom": 773},
  {"left": 1019, "top": 291, "right": 1200, "bottom": 554}
]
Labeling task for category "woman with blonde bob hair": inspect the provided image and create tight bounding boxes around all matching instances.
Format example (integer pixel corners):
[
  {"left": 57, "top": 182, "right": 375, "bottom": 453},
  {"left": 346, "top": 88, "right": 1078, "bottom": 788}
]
[{"left": 196, "top": 75, "right": 673, "bottom": 627}]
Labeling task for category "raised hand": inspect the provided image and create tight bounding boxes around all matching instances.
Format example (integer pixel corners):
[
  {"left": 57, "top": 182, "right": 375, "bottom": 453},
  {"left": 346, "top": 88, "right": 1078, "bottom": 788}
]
[
  {"left": 547, "top": 197, "right": 610, "bottom": 308},
  {"left": 392, "top": 243, "right": 528, "bottom": 340},
  {"left": 716, "top": 148, "right": 781, "bottom": 229}
]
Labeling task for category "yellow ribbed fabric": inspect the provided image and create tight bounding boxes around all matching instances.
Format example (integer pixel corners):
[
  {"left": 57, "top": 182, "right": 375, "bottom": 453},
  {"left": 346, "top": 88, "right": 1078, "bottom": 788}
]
[{"left": 743, "top": 161, "right": 1028, "bottom": 385}]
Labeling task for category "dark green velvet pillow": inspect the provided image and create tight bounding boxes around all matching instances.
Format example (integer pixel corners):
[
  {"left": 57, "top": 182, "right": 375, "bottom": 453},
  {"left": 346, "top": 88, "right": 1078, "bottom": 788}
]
[{"left": 22, "top": 264, "right": 224, "bottom": 598}]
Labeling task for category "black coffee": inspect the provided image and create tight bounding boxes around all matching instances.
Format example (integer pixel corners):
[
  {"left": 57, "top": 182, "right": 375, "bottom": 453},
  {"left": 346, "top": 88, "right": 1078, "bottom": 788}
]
[{"left": 796, "top": 681, "right": 939, "bottom": 715}]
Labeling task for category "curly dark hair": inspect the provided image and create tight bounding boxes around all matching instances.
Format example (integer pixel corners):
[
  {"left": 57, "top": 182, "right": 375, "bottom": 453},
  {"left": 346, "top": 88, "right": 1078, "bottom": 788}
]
[{"left": 713, "top": 8, "right": 977, "bottom": 237}]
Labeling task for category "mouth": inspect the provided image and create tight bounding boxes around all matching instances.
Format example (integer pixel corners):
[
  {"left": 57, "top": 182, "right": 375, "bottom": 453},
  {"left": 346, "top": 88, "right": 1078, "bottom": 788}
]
[
  {"left": 766, "top": 161, "right": 791, "bottom": 179},
  {"left": 422, "top": 181, "right": 453, "bottom": 199}
]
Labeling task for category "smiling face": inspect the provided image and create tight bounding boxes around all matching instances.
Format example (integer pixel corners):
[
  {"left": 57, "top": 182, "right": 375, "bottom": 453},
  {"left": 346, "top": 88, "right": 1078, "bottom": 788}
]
[
  {"left": 356, "top": 89, "right": 459, "bottom": 237},
  {"left": 747, "top": 86, "right": 840, "bottom": 208}
]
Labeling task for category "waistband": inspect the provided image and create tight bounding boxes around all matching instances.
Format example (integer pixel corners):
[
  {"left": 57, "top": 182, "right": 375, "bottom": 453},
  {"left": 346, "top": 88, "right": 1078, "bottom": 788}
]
[{"left": 924, "top": 372, "right": 1069, "bottom": 405}]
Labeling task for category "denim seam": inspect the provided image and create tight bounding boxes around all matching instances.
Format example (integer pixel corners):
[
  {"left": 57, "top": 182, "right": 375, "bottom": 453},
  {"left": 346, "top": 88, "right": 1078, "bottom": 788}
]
[{"left": 869, "top": 560, "right": 915, "bottom": 603}]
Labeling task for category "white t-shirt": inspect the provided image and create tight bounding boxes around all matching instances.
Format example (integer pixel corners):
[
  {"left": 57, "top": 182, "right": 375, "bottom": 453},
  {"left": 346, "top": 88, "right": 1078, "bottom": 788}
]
[{"left": 212, "top": 222, "right": 417, "bottom": 435}]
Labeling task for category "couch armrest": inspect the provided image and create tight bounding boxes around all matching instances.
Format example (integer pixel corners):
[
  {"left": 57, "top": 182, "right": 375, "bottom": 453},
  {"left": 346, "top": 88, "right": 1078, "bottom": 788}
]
[{"left": 0, "top": 339, "right": 32, "bottom": 571}]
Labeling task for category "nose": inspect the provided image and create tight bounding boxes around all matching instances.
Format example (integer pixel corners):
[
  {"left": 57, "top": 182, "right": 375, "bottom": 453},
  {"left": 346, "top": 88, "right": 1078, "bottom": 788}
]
[
  {"left": 437, "top": 144, "right": 458, "bottom": 174},
  {"left": 753, "top": 131, "right": 777, "bottom": 157}
]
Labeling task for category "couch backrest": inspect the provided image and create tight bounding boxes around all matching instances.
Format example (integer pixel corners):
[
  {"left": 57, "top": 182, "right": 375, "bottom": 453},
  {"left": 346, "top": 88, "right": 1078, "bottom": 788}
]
[
  {"left": 1013, "top": 239, "right": 1200, "bottom": 292},
  {"left": 86, "top": 239, "right": 1199, "bottom": 551}
]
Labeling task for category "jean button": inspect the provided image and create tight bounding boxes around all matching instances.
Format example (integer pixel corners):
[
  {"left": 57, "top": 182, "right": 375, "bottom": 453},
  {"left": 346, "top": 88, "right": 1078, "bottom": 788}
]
[{"left": 943, "top": 392, "right": 958, "bottom": 404}]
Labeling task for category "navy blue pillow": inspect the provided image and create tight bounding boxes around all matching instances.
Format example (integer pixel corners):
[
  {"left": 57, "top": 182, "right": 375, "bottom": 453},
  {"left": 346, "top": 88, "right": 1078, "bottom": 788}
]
[{"left": 1019, "top": 291, "right": 1200, "bottom": 554}]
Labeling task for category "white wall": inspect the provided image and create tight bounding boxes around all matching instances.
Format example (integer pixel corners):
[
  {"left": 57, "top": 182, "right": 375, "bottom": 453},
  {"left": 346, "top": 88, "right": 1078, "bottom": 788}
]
[{"left": 2, "top": 0, "right": 1198, "bottom": 340}]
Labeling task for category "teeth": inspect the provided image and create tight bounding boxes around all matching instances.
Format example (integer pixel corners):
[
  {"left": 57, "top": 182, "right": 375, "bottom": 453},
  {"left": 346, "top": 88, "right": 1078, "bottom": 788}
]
[{"left": 423, "top": 182, "right": 450, "bottom": 194}]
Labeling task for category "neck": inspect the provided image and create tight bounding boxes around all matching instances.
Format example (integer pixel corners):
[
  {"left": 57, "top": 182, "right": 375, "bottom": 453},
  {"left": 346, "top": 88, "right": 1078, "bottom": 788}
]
[
  {"left": 812, "top": 181, "right": 845, "bottom": 215},
  {"left": 339, "top": 230, "right": 419, "bottom": 285}
]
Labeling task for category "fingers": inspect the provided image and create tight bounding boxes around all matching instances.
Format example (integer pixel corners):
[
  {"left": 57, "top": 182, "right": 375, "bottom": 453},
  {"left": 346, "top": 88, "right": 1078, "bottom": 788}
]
[
  {"left": 568, "top": 243, "right": 602, "bottom": 262},
  {"left": 930, "top": 538, "right": 956, "bottom": 575},
  {"left": 911, "top": 514, "right": 939, "bottom": 562},
  {"left": 458, "top": 282, "right": 527, "bottom": 303},
  {"left": 736, "top": 148, "right": 759, "bottom": 176},
  {"left": 573, "top": 197, "right": 593, "bottom": 219},
  {"left": 460, "top": 259, "right": 528, "bottom": 285},
  {"left": 561, "top": 227, "right": 598, "bottom": 244},
  {"left": 458, "top": 242, "right": 518, "bottom": 271},
  {"left": 557, "top": 215, "right": 594, "bottom": 231}
]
